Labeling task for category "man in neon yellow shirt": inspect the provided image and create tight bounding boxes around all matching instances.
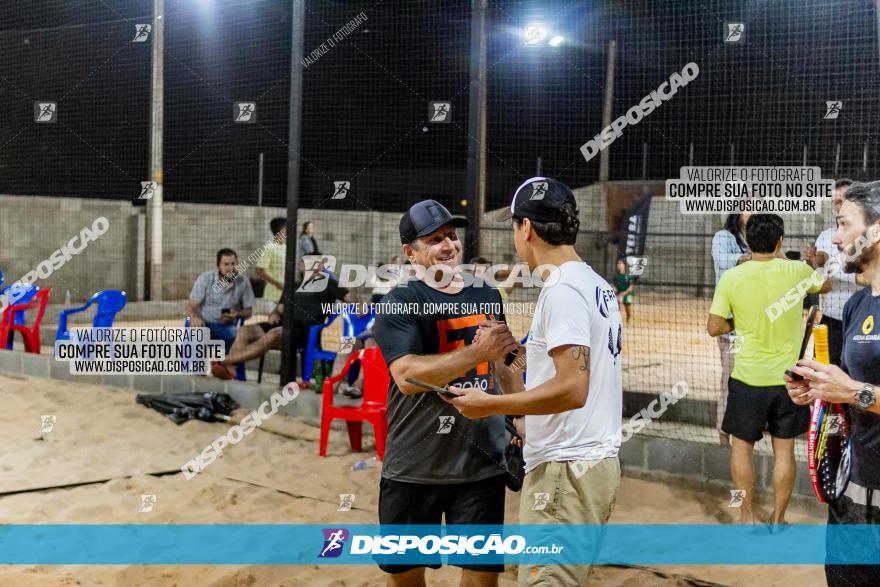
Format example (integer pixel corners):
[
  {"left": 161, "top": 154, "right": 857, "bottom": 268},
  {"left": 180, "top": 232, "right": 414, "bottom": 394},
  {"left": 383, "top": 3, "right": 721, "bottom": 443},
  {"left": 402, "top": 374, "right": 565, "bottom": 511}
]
[
  {"left": 256, "top": 217, "right": 287, "bottom": 305},
  {"left": 707, "top": 214, "right": 830, "bottom": 525}
]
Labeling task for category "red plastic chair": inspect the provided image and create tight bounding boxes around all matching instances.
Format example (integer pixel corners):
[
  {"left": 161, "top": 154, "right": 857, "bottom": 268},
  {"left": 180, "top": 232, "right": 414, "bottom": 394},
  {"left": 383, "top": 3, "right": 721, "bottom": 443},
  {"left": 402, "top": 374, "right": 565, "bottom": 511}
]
[
  {"left": 0, "top": 288, "right": 52, "bottom": 353},
  {"left": 319, "top": 346, "right": 389, "bottom": 459}
]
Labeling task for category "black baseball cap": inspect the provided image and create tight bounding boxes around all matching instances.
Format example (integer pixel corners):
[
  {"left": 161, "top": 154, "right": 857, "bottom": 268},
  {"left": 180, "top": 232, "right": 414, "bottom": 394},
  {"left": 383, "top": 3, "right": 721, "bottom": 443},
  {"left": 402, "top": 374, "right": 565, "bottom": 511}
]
[
  {"left": 399, "top": 199, "right": 469, "bottom": 244},
  {"left": 495, "top": 177, "right": 577, "bottom": 222}
]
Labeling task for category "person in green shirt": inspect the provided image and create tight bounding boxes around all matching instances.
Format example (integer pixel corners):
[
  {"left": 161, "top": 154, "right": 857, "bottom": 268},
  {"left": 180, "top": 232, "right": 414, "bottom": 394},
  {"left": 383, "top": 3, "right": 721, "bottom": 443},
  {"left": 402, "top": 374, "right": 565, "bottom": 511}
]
[
  {"left": 707, "top": 214, "right": 830, "bottom": 526},
  {"left": 255, "top": 217, "right": 287, "bottom": 305},
  {"left": 613, "top": 258, "right": 634, "bottom": 323}
]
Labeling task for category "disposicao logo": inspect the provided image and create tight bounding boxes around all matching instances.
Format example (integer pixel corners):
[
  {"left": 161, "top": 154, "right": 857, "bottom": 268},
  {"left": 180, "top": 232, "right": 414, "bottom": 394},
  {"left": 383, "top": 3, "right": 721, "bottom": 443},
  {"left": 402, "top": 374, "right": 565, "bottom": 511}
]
[{"left": 319, "top": 528, "right": 349, "bottom": 558}]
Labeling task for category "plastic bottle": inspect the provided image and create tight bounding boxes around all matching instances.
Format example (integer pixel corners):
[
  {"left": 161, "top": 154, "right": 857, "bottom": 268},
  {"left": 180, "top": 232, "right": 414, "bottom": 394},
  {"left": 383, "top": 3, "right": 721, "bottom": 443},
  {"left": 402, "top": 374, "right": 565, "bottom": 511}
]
[
  {"left": 352, "top": 456, "right": 379, "bottom": 471},
  {"left": 314, "top": 360, "right": 325, "bottom": 391}
]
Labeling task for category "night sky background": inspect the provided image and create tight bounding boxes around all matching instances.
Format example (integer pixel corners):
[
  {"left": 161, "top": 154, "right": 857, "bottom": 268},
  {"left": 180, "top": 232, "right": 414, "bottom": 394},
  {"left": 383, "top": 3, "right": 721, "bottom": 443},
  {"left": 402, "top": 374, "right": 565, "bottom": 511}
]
[{"left": 1, "top": 0, "right": 878, "bottom": 214}]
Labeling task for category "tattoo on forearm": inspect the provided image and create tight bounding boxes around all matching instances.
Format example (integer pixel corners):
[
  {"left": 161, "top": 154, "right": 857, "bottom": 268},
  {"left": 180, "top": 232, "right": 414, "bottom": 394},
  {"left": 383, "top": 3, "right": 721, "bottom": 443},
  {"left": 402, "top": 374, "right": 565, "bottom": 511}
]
[{"left": 571, "top": 346, "right": 590, "bottom": 372}]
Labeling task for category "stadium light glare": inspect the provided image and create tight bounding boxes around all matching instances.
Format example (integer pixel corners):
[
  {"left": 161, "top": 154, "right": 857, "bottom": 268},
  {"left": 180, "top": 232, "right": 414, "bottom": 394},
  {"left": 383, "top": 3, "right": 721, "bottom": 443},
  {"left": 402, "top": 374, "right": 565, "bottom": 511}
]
[
  {"left": 548, "top": 35, "right": 564, "bottom": 47},
  {"left": 523, "top": 23, "right": 546, "bottom": 45}
]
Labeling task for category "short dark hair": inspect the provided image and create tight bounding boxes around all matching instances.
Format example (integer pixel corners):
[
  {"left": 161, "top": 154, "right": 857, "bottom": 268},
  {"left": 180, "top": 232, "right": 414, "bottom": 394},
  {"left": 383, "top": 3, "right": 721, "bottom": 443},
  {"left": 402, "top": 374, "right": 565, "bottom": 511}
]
[
  {"left": 835, "top": 178, "right": 854, "bottom": 190},
  {"left": 216, "top": 248, "right": 237, "bottom": 265},
  {"left": 842, "top": 181, "right": 880, "bottom": 225},
  {"left": 270, "top": 217, "right": 286, "bottom": 235},
  {"left": 514, "top": 201, "right": 580, "bottom": 246},
  {"left": 745, "top": 214, "right": 784, "bottom": 254},
  {"left": 470, "top": 256, "right": 489, "bottom": 265}
]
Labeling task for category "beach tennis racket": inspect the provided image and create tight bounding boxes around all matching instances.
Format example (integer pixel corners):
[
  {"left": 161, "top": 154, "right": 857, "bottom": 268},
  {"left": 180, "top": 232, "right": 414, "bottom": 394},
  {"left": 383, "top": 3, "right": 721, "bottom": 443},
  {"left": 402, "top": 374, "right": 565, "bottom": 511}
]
[{"left": 807, "top": 323, "right": 851, "bottom": 503}]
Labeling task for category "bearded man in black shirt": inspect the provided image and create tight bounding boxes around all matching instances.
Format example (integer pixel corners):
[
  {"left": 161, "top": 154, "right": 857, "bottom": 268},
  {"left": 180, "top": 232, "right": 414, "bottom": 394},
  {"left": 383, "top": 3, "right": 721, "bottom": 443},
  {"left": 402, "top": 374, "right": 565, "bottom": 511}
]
[{"left": 787, "top": 181, "right": 880, "bottom": 585}]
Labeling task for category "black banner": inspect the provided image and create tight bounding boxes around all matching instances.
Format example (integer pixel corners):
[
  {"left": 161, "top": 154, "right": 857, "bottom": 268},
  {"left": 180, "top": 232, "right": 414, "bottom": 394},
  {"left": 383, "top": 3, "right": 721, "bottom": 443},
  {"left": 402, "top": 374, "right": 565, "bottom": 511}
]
[{"left": 617, "top": 193, "right": 652, "bottom": 259}]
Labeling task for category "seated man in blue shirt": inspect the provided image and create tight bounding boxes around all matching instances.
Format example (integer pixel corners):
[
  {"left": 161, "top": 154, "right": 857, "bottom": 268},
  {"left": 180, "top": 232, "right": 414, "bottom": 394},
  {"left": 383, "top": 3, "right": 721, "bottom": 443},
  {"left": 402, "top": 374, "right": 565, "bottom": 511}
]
[{"left": 186, "top": 248, "right": 255, "bottom": 352}]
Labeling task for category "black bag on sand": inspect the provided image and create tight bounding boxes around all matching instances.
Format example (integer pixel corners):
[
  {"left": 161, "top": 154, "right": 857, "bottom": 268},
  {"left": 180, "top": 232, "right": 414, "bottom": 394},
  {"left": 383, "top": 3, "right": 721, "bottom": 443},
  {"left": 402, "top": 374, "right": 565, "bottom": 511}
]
[{"left": 136, "top": 391, "right": 239, "bottom": 425}]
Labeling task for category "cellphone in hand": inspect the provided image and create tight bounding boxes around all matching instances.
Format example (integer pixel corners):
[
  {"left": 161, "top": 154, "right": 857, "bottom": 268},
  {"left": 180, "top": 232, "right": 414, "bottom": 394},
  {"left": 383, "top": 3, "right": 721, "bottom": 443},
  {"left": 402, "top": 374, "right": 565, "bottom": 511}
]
[{"left": 787, "top": 306, "right": 820, "bottom": 381}]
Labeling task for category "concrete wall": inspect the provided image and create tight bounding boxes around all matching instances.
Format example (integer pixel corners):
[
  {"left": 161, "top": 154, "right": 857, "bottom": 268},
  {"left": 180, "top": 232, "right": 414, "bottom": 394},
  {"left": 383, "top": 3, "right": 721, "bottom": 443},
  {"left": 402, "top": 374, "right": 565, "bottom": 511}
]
[
  {"left": 0, "top": 195, "right": 404, "bottom": 302},
  {"left": 0, "top": 196, "right": 143, "bottom": 304},
  {"left": 0, "top": 187, "right": 834, "bottom": 304}
]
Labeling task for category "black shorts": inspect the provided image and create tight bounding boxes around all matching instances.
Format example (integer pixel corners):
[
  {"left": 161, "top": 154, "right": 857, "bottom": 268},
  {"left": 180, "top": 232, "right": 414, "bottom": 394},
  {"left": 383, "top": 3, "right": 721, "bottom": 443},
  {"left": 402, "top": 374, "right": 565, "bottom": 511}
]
[
  {"left": 377, "top": 474, "right": 506, "bottom": 574},
  {"left": 722, "top": 377, "right": 810, "bottom": 442}
]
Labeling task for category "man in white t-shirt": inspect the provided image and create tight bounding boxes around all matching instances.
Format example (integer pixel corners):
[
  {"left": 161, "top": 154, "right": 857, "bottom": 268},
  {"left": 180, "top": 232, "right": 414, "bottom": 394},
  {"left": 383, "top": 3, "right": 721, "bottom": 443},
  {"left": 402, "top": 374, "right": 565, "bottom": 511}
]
[
  {"left": 444, "top": 177, "right": 622, "bottom": 587},
  {"left": 802, "top": 178, "right": 859, "bottom": 365}
]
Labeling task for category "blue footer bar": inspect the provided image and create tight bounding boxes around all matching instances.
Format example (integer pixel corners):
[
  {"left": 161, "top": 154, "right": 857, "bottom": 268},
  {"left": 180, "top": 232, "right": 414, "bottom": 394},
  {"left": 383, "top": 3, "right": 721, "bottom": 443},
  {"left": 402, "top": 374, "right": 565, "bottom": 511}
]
[{"left": 1, "top": 524, "right": 879, "bottom": 565}]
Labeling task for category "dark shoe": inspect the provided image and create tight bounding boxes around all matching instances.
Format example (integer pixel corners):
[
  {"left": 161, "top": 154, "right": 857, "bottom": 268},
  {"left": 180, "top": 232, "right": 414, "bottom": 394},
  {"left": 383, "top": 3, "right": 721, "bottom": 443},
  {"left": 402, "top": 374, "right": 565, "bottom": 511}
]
[{"left": 342, "top": 386, "right": 363, "bottom": 399}]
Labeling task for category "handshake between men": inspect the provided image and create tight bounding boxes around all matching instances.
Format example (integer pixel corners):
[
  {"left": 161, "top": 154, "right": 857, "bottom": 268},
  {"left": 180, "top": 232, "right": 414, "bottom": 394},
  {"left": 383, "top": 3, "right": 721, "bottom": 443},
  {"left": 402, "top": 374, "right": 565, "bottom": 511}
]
[{"left": 472, "top": 319, "right": 520, "bottom": 365}]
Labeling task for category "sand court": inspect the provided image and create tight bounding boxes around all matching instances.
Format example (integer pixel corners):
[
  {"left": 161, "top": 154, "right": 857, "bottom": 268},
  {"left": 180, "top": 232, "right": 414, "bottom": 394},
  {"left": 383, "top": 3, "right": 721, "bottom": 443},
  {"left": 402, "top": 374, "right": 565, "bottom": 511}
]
[{"left": 0, "top": 373, "right": 829, "bottom": 586}]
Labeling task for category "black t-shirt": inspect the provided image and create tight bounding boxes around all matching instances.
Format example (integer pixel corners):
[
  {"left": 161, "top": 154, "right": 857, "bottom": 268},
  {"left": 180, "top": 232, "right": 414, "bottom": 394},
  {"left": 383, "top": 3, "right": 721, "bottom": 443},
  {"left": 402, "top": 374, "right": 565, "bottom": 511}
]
[
  {"left": 373, "top": 278, "right": 507, "bottom": 484},
  {"left": 290, "top": 276, "right": 348, "bottom": 329},
  {"left": 840, "top": 287, "right": 880, "bottom": 489}
]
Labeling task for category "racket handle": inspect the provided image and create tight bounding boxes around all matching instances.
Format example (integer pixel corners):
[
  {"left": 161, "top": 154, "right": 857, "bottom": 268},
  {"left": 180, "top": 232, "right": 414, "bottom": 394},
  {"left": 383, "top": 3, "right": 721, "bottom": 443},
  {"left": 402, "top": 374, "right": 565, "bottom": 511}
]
[{"left": 813, "top": 324, "right": 830, "bottom": 365}]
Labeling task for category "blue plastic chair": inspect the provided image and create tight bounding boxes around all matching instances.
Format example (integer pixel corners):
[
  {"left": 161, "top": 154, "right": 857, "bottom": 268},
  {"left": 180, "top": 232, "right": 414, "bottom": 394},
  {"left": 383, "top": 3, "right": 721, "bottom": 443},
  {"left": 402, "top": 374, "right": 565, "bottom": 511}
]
[
  {"left": 303, "top": 306, "right": 376, "bottom": 382},
  {"left": 342, "top": 307, "right": 376, "bottom": 338},
  {"left": 0, "top": 283, "right": 40, "bottom": 349},
  {"left": 56, "top": 290, "right": 127, "bottom": 342},
  {"left": 302, "top": 312, "right": 342, "bottom": 381}
]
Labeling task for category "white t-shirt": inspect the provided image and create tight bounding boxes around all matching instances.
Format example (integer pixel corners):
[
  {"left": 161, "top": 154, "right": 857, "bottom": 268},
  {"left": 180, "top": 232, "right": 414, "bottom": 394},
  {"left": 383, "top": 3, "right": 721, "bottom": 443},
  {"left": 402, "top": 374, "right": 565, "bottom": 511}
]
[
  {"left": 815, "top": 227, "right": 858, "bottom": 321},
  {"left": 523, "top": 261, "right": 623, "bottom": 472}
]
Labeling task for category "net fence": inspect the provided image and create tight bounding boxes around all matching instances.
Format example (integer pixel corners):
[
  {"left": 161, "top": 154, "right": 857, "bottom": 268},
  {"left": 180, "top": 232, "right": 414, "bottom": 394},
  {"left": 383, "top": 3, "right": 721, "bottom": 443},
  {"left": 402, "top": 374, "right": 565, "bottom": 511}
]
[{"left": 1, "top": 0, "right": 878, "bottom": 460}]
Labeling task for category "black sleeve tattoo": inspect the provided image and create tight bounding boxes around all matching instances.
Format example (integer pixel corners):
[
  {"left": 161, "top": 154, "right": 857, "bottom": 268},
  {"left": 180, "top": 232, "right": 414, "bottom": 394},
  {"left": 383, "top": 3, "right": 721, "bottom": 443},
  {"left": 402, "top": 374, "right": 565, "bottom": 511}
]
[{"left": 571, "top": 346, "right": 590, "bottom": 372}]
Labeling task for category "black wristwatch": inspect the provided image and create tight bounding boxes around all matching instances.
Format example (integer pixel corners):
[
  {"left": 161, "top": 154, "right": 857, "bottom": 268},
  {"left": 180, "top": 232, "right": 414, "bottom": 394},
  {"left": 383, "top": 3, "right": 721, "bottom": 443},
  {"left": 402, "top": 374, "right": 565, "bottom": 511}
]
[{"left": 854, "top": 383, "right": 877, "bottom": 410}]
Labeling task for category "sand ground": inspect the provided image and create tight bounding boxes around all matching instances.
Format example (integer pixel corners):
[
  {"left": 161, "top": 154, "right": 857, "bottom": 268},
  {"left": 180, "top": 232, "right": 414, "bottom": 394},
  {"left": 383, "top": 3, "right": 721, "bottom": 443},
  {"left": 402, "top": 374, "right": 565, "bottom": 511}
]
[{"left": 0, "top": 373, "right": 827, "bottom": 587}]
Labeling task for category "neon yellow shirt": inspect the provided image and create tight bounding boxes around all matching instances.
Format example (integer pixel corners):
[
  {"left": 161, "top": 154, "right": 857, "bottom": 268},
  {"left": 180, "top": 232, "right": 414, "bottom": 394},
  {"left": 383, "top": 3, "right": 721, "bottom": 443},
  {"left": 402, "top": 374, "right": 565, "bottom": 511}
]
[
  {"left": 256, "top": 242, "right": 286, "bottom": 302},
  {"left": 709, "top": 258, "right": 823, "bottom": 386}
]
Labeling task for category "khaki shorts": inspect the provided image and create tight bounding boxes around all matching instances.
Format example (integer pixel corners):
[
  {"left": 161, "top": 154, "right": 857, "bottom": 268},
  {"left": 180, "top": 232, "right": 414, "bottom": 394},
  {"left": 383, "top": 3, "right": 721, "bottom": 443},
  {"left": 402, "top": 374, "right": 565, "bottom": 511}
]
[{"left": 518, "top": 457, "right": 620, "bottom": 587}]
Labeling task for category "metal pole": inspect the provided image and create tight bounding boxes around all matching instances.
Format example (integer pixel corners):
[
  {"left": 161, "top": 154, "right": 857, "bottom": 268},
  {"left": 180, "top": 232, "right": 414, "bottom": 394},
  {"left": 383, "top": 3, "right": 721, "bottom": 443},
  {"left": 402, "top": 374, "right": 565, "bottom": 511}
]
[
  {"left": 834, "top": 143, "right": 841, "bottom": 177},
  {"left": 688, "top": 142, "right": 693, "bottom": 167},
  {"left": 864, "top": 143, "right": 868, "bottom": 173},
  {"left": 465, "top": 0, "right": 488, "bottom": 259},
  {"left": 145, "top": 0, "right": 164, "bottom": 301},
  {"left": 280, "top": 0, "right": 306, "bottom": 386},
  {"left": 803, "top": 145, "right": 808, "bottom": 167},
  {"left": 598, "top": 40, "right": 616, "bottom": 184},
  {"left": 536, "top": 156, "right": 542, "bottom": 176},
  {"left": 728, "top": 143, "right": 734, "bottom": 167},
  {"left": 641, "top": 142, "right": 647, "bottom": 179},
  {"left": 257, "top": 152, "right": 264, "bottom": 206}
]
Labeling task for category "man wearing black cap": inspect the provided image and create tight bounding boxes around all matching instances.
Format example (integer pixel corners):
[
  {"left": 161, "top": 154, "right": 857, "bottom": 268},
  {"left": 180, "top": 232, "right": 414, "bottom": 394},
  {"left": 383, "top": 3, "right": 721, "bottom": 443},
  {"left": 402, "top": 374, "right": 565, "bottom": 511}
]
[
  {"left": 373, "top": 199, "right": 522, "bottom": 587},
  {"left": 444, "top": 178, "right": 623, "bottom": 587}
]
